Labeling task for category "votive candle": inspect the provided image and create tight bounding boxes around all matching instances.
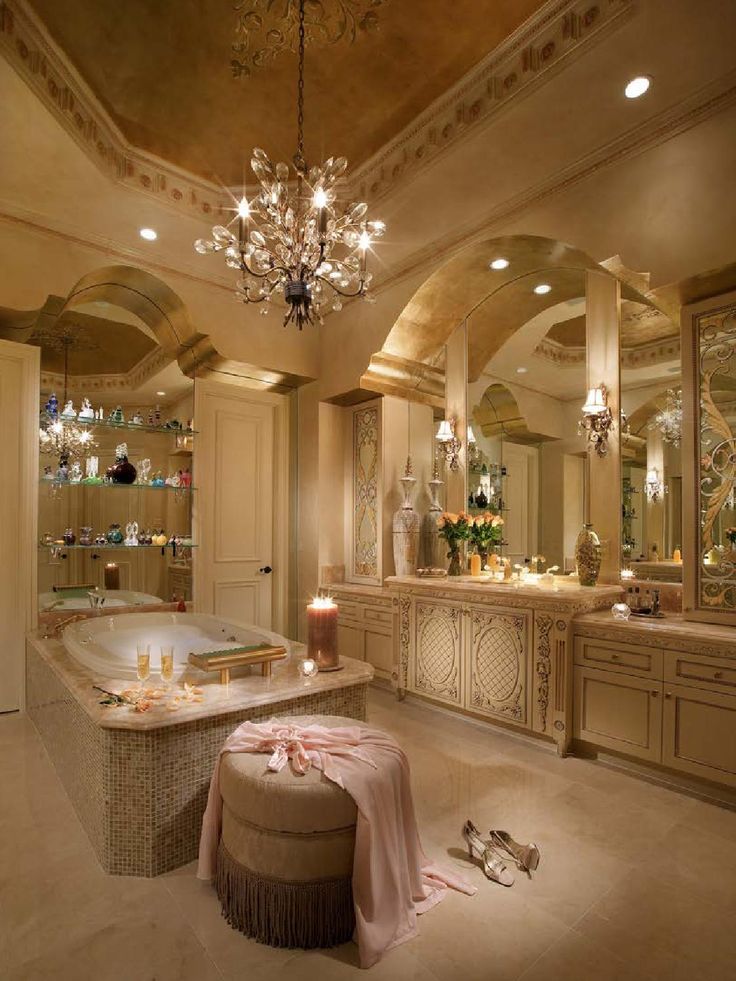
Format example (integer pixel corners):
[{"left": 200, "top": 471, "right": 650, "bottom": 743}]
[{"left": 307, "top": 596, "right": 338, "bottom": 670}]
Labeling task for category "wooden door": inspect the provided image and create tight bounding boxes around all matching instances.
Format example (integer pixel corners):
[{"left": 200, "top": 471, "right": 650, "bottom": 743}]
[
  {"left": 195, "top": 382, "right": 284, "bottom": 630},
  {"left": 465, "top": 604, "right": 529, "bottom": 726},
  {"left": 573, "top": 666, "right": 662, "bottom": 762},
  {"left": 0, "top": 340, "right": 38, "bottom": 712},
  {"left": 411, "top": 600, "right": 463, "bottom": 705},
  {"left": 662, "top": 683, "right": 736, "bottom": 787}
]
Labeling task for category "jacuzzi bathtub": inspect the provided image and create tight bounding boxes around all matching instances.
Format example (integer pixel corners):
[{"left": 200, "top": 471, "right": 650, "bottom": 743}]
[
  {"left": 62, "top": 612, "right": 292, "bottom": 680},
  {"left": 39, "top": 589, "right": 164, "bottom": 612}
]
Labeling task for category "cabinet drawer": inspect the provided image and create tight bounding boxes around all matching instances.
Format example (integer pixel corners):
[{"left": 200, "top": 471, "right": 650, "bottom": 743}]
[
  {"left": 663, "top": 683, "right": 736, "bottom": 787},
  {"left": 363, "top": 605, "right": 392, "bottom": 629},
  {"left": 335, "top": 601, "right": 361, "bottom": 623},
  {"left": 574, "top": 666, "right": 662, "bottom": 762},
  {"left": 574, "top": 637, "right": 662, "bottom": 678},
  {"left": 665, "top": 655, "right": 736, "bottom": 694}
]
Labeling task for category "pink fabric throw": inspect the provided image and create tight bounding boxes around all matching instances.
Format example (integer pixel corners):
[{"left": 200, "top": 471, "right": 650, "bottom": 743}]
[{"left": 198, "top": 719, "right": 476, "bottom": 968}]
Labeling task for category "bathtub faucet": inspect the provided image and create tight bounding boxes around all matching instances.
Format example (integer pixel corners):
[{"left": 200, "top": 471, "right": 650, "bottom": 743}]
[{"left": 43, "top": 613, "right": 90, "bottom": 640}]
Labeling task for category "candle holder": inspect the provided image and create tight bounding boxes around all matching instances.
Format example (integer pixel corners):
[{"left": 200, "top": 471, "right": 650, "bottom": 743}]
[{"left": 307, "top": 596, "right": 343, "bottom": 671}]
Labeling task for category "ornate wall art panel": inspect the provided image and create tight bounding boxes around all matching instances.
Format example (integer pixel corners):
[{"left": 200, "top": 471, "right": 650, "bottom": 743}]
[
  {"left": 413, "top": 602, "right": 462, "bottom": 705},
  {"left": 468, "top": 607, "right": 528, "bottom": 724},
  {"left": 352, "top": 404, "right": 379, "bottom": 581},
  {"left": 683, "top": 292, "right": 736, "bottom": 623},
  {"left": 231, "top": 0, "right": 388, "bottom": 77}
]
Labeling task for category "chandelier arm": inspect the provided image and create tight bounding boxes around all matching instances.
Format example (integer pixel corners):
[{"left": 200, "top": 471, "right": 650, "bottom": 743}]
[{"left": 317, "top": 276, "right": 367, "bottom": 299}]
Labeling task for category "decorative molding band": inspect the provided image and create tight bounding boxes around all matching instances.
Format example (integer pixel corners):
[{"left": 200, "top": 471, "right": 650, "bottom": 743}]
[
  {"left": 351, "top": 0, "right": 635, "bottom": 202},
  {"left": 40, "top": 346, "right": 171, "bottom": 398},
  {"left": 0, "top": 0, "right": 229, "bottom": 222},
  {"left": 534, "top": 335, "right": 681, "bottom": 368}
]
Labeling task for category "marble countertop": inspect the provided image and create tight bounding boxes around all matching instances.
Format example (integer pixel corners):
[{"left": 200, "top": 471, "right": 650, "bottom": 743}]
[
  {"left": 325, "top": 582, "right": 390, "bottom": 598},
  {"left": 574, "top": 610, "right": 736, "bottom": 656},
  {"left": 27, "top": 631, "right": 374, "bottom": 731},
  {"left": 385, "top": 575, "right": 622, "bottom": 610}
]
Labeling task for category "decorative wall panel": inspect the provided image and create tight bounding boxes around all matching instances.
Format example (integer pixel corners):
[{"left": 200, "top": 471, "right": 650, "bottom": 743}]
[{"left": 352, "top": 405, "right": 379, "bottom": 581}]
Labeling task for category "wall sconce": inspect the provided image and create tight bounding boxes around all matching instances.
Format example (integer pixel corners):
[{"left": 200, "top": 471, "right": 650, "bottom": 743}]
[
  {"left": 466, "top": 424, "right": 479, "bottom": 463},
  {"left": 436, "top": 418, "right": 462, "bottom": 471},
  {"left": 644, "top": 467, "right": 666, "bottom": 502},
  {"left": 578, "top": 384, "right": 614, "bottom": 456}
]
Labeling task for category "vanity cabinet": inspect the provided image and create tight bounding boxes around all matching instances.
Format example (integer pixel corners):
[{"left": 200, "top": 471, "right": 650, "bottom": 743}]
[
  {"left": 331, "top": 586, "right": 393, "bottom": 682},
  {"left": 413, "top": 600, "right": 463, "bottom": 706},
  {"left": 573, "top": 623, "right": 736, "bottom": 788},
  {"left": 466, "top": 606, "right": 529, "bottom": 725}
]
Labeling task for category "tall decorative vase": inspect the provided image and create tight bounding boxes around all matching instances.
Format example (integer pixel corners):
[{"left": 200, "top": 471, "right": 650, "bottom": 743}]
[
  {"left": 392, "top": 457, "right": 421, "bottom": 577},
  {"left": 421, "top": 458, "right": 445, "bottom": 568},
  {"left": 575, "top": 523, "right": 602, "bottom": 586}
]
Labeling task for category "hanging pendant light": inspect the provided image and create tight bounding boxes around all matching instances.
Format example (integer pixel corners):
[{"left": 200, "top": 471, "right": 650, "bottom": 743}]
[{"left": 195, "top": 0, "right": 385, "bottom": 330}]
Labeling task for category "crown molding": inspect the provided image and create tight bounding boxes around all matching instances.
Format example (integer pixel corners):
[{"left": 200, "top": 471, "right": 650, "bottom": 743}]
[
  {"left": 534, "top": 335, "right": 681, "bottom": 368},
  {"left": 0, "top": 0, "right": 634, "bottom": 218},
  {"left": 351, "top": 0, "right": 635, "bottom": 202},
  {"left": 0, "top": 0, "right": 230, "bottom": 222},
  {"left": 40, "top": 345, "right": 172, "bottom": 398}
]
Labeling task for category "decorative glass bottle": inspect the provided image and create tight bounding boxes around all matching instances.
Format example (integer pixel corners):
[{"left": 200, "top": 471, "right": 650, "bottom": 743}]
[
  {"left": 575, "top": 523, "right": 602, "bottom": 586},
  {"left": 392, "top": 457, "right": 421, "bottom": 577},
  {"left": 107, "top": 442, "right": 137, "bottom": 484}
]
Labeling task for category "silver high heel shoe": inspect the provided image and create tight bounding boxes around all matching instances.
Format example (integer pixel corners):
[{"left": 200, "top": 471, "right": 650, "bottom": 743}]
[
  {"left": 462, "top": 820, "right": 514, "bottom": 887},
  {"left": 487, "top": 830, "right": 540, "bottom": 874}
]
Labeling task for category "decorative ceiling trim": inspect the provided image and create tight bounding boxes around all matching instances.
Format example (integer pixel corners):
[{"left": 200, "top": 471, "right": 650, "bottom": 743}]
[
  {"left": 534, "top": 335, "right": 681, "bottom": 368},
  {"left": 0, "top": 0, "right": 230, "bottom": 222},
  {"left": 0, "top": 0, "right": 633, "bottom": 218},
  {"left": 40, "top": 345, "right": 171, "bottom": 397},
  {"left": 351, "top": 0, "right": 635, "bottom": 202}
]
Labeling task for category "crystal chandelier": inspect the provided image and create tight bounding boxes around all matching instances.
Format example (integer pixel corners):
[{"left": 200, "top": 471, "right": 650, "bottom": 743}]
[
  {"left": 195, "top": 0, "right": 385, "bottom": 329},
  {"left": 39, "top": 334, "right": 97, "bottom": 466},
  {"left": 649, "top": 389, "right": 682, "bottom": 447}
]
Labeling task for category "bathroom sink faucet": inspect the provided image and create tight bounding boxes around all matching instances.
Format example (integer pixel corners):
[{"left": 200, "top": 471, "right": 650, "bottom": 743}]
[{"left": 43, "top": 613, "right": 90, "bottom": 640}]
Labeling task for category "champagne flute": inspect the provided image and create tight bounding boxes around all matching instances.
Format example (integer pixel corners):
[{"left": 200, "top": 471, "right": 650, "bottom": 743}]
[
  {"left": 136, "top": 642, "right": 150, "bottom": 688},
  {"left": 160, "top": 645, "right": 174, "bottom": 687}
]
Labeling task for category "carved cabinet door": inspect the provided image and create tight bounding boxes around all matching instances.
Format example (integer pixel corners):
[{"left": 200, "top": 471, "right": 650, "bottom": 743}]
[
  {"left": 412, "top": 601, "right": 463, "bottom": 705},
  {"left": 465, "top": 605, "right": 530, "bottom": 726}
]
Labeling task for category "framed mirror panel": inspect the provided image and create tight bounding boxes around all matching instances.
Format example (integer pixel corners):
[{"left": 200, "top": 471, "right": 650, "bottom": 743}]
[{"left": 683, "top": 290, "right": 736, "bottom": 623}]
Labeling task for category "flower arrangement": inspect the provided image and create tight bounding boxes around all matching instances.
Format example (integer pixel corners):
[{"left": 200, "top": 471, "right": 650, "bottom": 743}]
[
  {"left": 436, "top": 512, "right": 472, "bottom": 575},
  {"left": 469, "top": 512, "right": 504, "bottom": 554},
  {"left": 726, "top": 527, "right": 736, "bottom": 546}
]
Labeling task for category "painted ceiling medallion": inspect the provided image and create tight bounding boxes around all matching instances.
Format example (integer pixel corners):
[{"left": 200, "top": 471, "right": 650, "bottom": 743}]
[
  {"left": 197, "top": 0, "right": 385, "bottom": 329},
  {"left": 230, "top": 0, "right": 387, "bottom": 78}
]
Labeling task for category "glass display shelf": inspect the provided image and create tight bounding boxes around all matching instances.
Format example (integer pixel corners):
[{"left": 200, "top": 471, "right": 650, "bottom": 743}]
[
  {"left": 38, "top": 543, "right": 197, "bottom": 550},
  {"left": 39, "top": 415, "right": 197, "bottom": 437},
  {"left": 41, "top": 480, "right": 196, "bottom": 493}
]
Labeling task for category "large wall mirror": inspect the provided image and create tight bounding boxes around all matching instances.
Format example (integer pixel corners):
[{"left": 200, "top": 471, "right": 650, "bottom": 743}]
[
  {"left": 33, "top": 296, "right": 195, "bottom": 614},
  {"left": 620, "top": 301, "right": 682, "bottom": 583},
  {"left": 466, "top": 287, "right": 589, "bottom": 575}
]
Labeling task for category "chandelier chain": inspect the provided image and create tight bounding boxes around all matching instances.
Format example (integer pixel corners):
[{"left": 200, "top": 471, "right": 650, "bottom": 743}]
[{"left": 294, "top": 0, "right": 306, "bottom": 173}]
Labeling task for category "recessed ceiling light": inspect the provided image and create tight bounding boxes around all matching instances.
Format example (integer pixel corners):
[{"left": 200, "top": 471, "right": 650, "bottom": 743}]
[
  {"left": 156, "top": 391, "right": 166, "bottom": 396},
  {"left": 624, "top": 76, "right": 651, "bottom": 99},
  {"left": 516, "top": 367, "right": 528, "bottom": 374},
  {"left": 533, "top": 283, "right": 552, "bottom": 295},
  {"left": 489, "top": 257, "right": 509, "bottom": 270},
  {"left": 139, "top": 227, "right": 157, "bottom": 241}
]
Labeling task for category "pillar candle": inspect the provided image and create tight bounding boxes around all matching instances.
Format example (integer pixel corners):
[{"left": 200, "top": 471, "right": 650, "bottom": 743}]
[
  {"left": 104, "top": 563, "right": 120, "bottom": 590},
  {"left": 307, "top": 596, "right": 339, "bottom": 669},
  {"left": 470, "top": 553, "right": 482, "bottom": 577}
]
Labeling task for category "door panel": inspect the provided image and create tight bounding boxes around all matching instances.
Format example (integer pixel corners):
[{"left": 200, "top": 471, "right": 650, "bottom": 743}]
[
  {"left": 196, "top": 384, "right": 276, "bottom": 630},
  {"left": 574, "top": 666, "right": 662, "bottom": 762},
  {"left": 663, "top": 683, "right": 736, "bottom": 786}
]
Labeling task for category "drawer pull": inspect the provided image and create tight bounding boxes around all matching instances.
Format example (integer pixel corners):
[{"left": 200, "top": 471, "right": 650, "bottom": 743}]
[
  {"left": 611, "top": 654, "right": 620, "bottom": 660},
  {"left": 714, "top": 671, "right": 724, "bottom": 679},
  {"left": 665, "top": 692, "right": 672, "bottom": 699},
  {"left": 650, "top": 690, "right": 659, "bottom": 697}
]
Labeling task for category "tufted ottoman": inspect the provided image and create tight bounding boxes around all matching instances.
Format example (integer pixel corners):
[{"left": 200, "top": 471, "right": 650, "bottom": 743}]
[{"left": 216, "top": 715, "right": 360, "bottom": 949}]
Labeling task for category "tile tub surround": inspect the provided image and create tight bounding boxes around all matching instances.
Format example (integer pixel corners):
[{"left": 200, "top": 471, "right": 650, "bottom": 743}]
[{"left": 25, "top": 633, "right": 372, "bottom": 877}]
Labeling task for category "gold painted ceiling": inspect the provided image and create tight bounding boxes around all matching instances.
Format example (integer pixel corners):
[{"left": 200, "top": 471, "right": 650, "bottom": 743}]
[
  {"left": 29, "top": 0, "right": 547, "bottom": 186},
  {"left": 546, "top": 302, "right": 678, "bottom": 350}
]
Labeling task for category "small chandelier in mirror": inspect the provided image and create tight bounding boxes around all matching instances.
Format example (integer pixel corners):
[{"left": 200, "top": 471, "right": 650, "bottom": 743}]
[{"left": 644, "top": 467, "right": 666, "bottom": 502}]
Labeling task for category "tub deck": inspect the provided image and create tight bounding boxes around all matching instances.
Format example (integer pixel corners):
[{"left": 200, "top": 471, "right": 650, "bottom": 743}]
[{"left": 26, "top": 632, "right": 372, "bottom": 876}]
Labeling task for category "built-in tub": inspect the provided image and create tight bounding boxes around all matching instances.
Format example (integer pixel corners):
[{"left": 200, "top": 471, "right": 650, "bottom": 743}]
[{"left": 62, "top": 611, "right": 292, "bottom": 680}]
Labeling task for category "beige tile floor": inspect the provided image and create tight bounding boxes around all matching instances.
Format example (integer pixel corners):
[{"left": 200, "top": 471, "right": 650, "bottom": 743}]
[{"left": 2, "top": 687, "right": 736, "bottom": 980}]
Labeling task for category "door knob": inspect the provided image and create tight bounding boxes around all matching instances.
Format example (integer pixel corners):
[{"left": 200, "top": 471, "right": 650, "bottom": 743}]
[{"left": 259, "top": 566, "right": 273, "bottom": 575}]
